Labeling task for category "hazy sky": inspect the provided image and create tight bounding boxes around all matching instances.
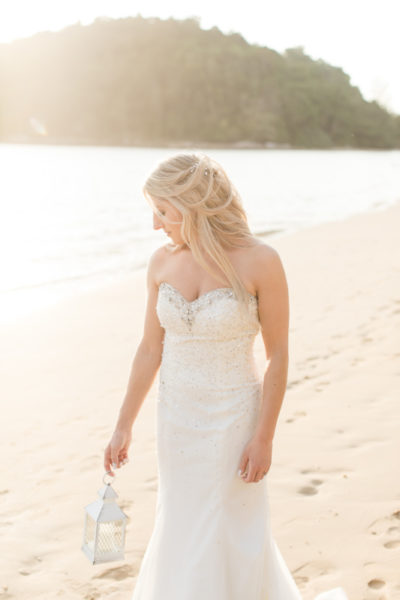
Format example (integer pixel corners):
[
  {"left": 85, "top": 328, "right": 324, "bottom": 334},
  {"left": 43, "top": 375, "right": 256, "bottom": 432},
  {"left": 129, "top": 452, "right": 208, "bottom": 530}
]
[{"left": 1, "top": 0, "right": 399, "bottom": 114}]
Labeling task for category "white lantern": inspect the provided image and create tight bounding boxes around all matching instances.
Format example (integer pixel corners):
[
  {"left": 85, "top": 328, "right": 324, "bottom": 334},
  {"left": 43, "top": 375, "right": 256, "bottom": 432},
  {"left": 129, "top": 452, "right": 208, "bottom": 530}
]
[{"left": 82, "top": 471, "right": 128, "bottom": 564}]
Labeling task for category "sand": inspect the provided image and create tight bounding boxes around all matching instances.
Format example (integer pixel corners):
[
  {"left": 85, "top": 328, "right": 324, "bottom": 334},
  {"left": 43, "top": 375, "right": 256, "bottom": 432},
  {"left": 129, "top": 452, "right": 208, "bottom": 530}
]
[{"left": 1, "top": 200, "right": 399, "bottom": 600}]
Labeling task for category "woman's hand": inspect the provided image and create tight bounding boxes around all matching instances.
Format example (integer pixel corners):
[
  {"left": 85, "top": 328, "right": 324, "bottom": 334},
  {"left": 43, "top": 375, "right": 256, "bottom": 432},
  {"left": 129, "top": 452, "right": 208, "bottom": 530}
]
[
  {"left": 237, "top": 435, "right": 273, "bottom": 483},
  {"left": 104, "top": 428, "right": 132, "bottom": 476}
]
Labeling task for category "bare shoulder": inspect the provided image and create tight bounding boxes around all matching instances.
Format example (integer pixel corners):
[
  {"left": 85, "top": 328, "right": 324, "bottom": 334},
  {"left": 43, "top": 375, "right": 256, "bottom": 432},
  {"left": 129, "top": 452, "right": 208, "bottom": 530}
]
[
  {"left": 245, "top": 241, "right": 287, "bottom": 294},
  {"left": 246, "top": 239, "right": 279, "bottom": 260},
  {"left": 249, "top": 240, "right": 281, "bottom": 264},
  {"left": 248, "top": 241, "right": 289, "bottom": 356},
  {"left": 148, "top": 243, "right": 172, "bottom": 264},
  {"left": 147, "top": 243, "right": 172, "bottom": 289}
]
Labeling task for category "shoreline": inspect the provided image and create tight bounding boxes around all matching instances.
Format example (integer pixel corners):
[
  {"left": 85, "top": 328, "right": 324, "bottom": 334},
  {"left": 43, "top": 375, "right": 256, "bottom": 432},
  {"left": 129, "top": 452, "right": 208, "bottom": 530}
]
[
  {"left": 1, "top": 200, "right": 400, "bottom": 598},
  {"left": 1, "top": 198, "right": 398, "bottom": 329}
]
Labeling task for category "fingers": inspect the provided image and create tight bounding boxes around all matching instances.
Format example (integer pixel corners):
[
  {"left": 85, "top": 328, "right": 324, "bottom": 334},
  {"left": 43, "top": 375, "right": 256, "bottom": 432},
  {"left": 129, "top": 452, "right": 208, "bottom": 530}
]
[
  {"left": 237, "top": 453, "right": 255, "bottom": 483},
  {"left": 111, "top": 453, "right": 129, "bottom": 470},
  {"left": 238, "top": 455, "right": 248, "bottom": 479},
  {"left": 104, "top": 445, "right": 112, "bottom": 473},
  {"left": 104, "top": 443, "right": 129, "bottom": 475},
  {"left": 239, "top": 463, "right": 268, "bottom": 483},
  {"left": 243, "top": 466, "right": 255, "bottom": 483},
  {"left": 111, "top": 449, "right": 119, "bottom": 470},
  {"left": 237, "top": 444, "right": 268, "bottom": 483},
  {"left": 254, "top": 470, "right": 263, "bottom": 483},
  {"left": 114, "top": 455, "right": 129, "bottom": 468}
]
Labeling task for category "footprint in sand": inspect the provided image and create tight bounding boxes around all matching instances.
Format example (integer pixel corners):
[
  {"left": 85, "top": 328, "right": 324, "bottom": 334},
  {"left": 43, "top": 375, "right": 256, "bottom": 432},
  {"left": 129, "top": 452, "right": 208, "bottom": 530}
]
[
  {"left": 314, "top": 378, "right": 331, "bottom": 392},
  {"left": 311, "top": 479, "right": 323, "bottom": 486},
  {"left": 368, "top": 510, "right": 400, "bottom": 551},
  {"left": 367, "top": 578, "right": 386, "bottom": 589},
  {"left": 300, "top": 468, "right": 319, "bottom": 475},
  {"left": 298, "top": 486, "right": 318, "bottom": 496},
  {"left": 384, "top": 539, "right": 400, "bottom": 549},
  {"left": 387, "top": 525, "right": 400, "bottom": 533},
  {"left": 286, "top": 378, "right": 303, "bottom": 390},
  {"left": 297, "top": 475, "right": 324, "bottom": 496},
  {"left": 285, "top": 410, "right": 307, "bottom": 424},
  {"left": 94, "top": 563, "right": 135, "bottom": 581},
  {"left": 119, "top": 499, "right": 133, "bottom": 511}
]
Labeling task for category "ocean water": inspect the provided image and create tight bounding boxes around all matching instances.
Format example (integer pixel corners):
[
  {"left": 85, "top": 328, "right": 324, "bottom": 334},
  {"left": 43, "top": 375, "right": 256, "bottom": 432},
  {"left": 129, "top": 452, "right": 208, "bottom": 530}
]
[{"left": 0, "top": 144, "right": 399, "bottom": 325}]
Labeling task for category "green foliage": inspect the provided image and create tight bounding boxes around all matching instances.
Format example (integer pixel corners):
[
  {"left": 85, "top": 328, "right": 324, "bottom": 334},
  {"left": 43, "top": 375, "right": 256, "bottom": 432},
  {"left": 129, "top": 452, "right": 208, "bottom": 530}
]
[{"left": 0, "top": 17, "right": 398, "bottom": 148}]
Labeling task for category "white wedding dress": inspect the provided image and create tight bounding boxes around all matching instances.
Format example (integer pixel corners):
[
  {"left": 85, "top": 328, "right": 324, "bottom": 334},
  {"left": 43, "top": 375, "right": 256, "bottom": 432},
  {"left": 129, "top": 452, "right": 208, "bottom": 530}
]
[{"left": 131, "top": 281, "right": 348, "bottom": 600}]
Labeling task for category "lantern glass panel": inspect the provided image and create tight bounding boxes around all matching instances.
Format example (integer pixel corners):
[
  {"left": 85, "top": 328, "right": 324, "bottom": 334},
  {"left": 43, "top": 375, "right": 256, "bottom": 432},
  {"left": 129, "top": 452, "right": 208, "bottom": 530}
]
[
  {"left": 97, "top": 520, "right": 124, "bottom": 556},
  {"left": 83, "top": 514, "right": 97, "bottom": 550}
]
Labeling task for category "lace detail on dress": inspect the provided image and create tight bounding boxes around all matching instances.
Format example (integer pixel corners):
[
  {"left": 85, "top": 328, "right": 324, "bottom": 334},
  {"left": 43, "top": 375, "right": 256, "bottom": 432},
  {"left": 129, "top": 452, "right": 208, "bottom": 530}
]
[
  {"left": 156, "top": 279, "right": 262, "bottom": 425},
  {"left": 157, "top": 281, "right": 259, "bottom": 333}
]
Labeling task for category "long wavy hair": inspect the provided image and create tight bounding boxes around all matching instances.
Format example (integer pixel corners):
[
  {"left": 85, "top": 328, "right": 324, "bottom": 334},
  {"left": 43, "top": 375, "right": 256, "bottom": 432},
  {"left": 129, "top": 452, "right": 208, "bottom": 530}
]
[{"left": 143, "top": 152, "right": 258, "bottom": 311}]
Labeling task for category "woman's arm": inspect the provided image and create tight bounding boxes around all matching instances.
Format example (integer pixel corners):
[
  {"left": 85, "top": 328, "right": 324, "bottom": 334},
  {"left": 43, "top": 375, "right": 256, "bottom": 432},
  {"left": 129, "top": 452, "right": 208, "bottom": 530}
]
[
  {"left": 104, "top": 246, "right": 166, "bottom": 473},
  {"left": 238, "top": 245, "right": 290, "bottom": 483},
  {"left": 114, "top": 340, "right": 162, "bottom": 433}
]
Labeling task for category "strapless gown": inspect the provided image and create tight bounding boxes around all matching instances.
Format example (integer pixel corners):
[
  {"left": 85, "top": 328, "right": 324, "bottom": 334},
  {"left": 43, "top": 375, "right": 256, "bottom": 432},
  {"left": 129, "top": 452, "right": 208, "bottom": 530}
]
[{"left": 131, "top": 281, "right": 348, "bottom": 600}]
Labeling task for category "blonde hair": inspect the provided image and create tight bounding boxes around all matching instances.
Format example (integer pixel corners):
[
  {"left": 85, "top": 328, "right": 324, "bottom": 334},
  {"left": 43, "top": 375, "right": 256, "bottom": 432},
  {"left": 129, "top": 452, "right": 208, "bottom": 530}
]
[{"left": 143, "top": 152, "right": 258, "bottom": 312}]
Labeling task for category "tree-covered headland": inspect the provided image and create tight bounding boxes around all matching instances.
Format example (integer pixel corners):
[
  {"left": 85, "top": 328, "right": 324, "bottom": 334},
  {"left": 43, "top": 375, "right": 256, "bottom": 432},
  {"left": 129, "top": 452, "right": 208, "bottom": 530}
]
[{"left": 1, "top": 15, "right": 399, "bottom": 148}]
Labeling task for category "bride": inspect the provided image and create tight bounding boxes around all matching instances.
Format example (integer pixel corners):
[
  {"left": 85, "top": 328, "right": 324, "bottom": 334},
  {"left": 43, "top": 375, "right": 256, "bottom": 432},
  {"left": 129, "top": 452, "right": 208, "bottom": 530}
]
[{"left": 104, "top": 153, "right": 348, "bottom": 600}]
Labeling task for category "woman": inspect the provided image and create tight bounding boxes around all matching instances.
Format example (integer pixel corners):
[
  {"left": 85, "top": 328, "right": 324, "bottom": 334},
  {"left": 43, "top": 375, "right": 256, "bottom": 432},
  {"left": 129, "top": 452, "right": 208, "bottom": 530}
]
[{"left": 104, "top": 153, "right": 348, "bottom": 600}]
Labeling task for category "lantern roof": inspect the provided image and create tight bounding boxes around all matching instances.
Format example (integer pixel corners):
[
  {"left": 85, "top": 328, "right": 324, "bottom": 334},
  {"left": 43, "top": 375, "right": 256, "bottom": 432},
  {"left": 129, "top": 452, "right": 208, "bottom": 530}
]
[
  {"left": 97, "top": 484, "right": 118, "bottom": 500},
  {"left": 84, "top": 484, "right": 128, "bottom": 522},
  {"left": 85, "top": 498, "right": 128, "bottom": 522}
]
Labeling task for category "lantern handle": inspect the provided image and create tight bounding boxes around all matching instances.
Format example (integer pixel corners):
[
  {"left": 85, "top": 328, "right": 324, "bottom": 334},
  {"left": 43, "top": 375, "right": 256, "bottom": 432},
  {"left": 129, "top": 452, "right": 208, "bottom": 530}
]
[{"left": 103, "top": 470, "right": 115, "bottom": 485}]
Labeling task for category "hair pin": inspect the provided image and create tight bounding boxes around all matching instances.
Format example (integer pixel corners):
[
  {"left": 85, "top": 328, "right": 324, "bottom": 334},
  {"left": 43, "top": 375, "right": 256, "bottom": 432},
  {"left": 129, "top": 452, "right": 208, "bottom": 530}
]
[{"left": 189, "top": 165, "right": 215, "bottom": 177}]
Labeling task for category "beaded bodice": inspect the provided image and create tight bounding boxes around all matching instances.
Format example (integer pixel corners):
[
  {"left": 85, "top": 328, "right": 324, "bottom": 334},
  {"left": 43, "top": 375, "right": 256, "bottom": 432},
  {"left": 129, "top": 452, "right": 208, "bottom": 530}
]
[{"left": 156, "top": 281, "right": 261, "bottom": 391}]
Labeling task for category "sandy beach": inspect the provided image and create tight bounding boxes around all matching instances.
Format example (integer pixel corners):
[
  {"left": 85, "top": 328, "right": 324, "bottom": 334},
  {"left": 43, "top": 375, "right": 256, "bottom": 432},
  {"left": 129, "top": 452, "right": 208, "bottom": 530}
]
[{"left": 1, "top": 200, "right": 399, "bottom": 600}]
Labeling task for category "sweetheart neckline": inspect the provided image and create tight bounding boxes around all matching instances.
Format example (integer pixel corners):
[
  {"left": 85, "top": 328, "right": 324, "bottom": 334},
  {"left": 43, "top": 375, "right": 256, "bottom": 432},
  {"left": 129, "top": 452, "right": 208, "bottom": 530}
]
[{"left": 158, "top": 281, "right": 258, "bottom": 305}]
